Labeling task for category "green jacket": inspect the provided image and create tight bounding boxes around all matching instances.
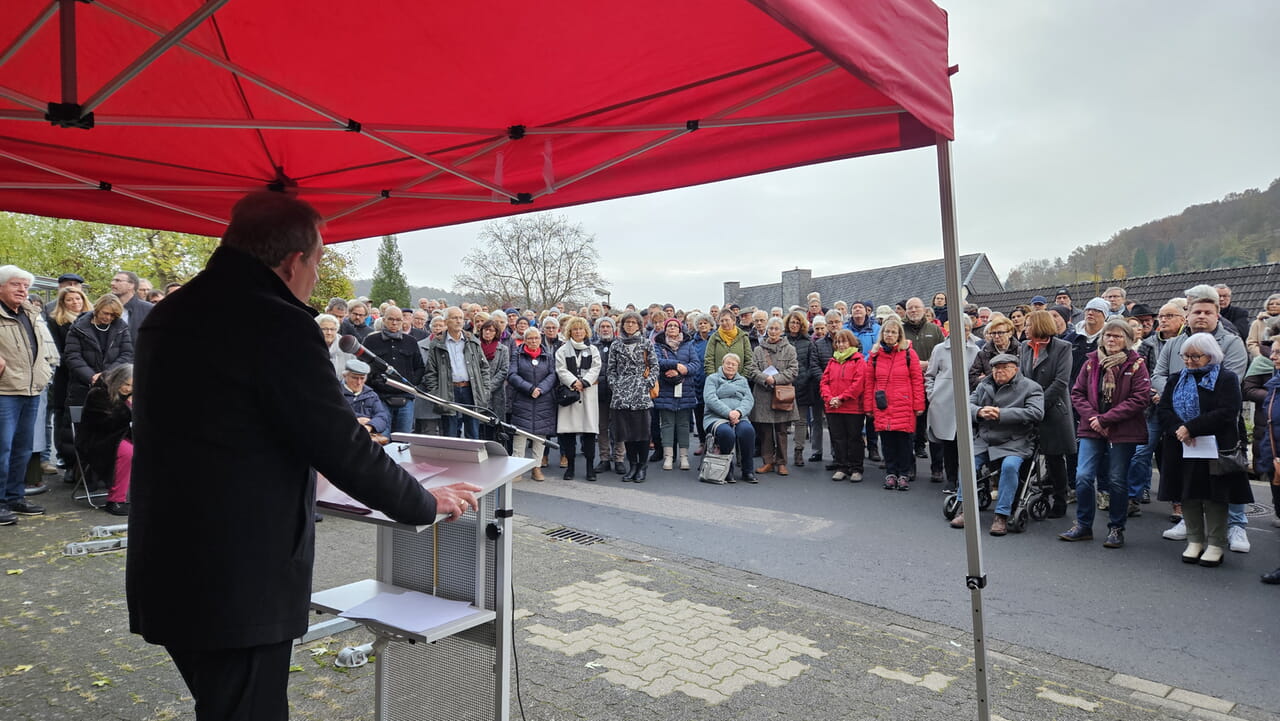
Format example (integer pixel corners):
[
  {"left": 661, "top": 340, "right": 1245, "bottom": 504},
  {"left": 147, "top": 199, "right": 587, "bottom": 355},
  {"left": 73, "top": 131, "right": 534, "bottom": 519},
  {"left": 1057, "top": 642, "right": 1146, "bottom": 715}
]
[
  {"left": 703, "top": 329, "right": 757, "bottom": 379},
  {"left": 422, "top": 332, "right": 491, "bottom": 414}
]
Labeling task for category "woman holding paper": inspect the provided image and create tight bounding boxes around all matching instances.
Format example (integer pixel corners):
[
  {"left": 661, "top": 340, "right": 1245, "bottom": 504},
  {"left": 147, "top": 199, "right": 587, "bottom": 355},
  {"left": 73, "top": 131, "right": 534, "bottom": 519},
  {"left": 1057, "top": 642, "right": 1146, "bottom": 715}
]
[
  {"left": 1156, "top": 332, "right": 1253, "bottom": 567},
  {"left": 749, "top": 317, "right": 800, "bottom": 477}
]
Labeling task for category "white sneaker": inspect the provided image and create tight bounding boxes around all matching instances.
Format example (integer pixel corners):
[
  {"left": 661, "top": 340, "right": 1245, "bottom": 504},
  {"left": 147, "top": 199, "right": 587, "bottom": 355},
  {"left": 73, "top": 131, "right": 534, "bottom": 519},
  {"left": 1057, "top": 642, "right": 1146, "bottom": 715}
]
[
  {"left": 831, "top": 471, "right": 847, "bottom": 481},
  {"left": 1162, "top": 519, "right": 1187, "bottom": 540},
  {"left": 1227, "top": 525, "right": 1250, "bottom": 553}
]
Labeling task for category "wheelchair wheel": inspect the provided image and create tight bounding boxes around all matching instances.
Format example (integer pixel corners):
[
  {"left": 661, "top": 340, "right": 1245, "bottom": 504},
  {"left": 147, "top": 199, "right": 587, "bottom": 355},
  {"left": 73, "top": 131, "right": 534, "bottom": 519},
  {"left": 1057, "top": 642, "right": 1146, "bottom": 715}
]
[
  {"left": 1011, "top": 510, "right": 1028, "bottom": 533},
  {"left": 943, "top": 494, "right": 960, "bottom": 520},
  {"left": 978, "top": 487, "right": 992, "bottom": 511},
  {"left": 1028, "top": 497, "right": 1049, "bottom": 521}
]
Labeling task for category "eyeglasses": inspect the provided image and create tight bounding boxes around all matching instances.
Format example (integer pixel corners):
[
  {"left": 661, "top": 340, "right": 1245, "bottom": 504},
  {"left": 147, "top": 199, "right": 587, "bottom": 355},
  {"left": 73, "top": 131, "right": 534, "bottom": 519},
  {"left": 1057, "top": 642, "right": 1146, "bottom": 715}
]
[
  {"left": 1157, "top": 313, "right": 1181, "bottom": 319},
  {"left": 1181, "top": 353, "right": 1206, "bottom": 362},
  {"left": 986, "top": 330, "right": 1009, "bottom": 336},
  {"left": 1103, "top": 333, "right": 1127, "bottom": 340}
]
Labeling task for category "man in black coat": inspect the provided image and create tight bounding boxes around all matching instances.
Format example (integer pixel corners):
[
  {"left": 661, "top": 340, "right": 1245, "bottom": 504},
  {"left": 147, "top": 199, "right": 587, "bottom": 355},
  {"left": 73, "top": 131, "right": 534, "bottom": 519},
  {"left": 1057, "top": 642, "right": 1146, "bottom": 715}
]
[
  {"left": 361, "top": 306, "right": 425, "bottom": 433},
  {"left": 1215, "top": 283, "right": 1251, "bottom": 338},
  {"left": 126, "top": 192, "right": 479, "bottom": 721}
]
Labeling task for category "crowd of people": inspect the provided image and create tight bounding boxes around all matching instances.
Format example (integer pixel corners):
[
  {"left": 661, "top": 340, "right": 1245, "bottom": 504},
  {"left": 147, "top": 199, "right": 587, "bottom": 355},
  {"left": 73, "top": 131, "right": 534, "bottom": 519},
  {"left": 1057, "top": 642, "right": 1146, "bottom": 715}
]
[
  {"left": 317, "top": 284, "right": 1279, "bottom": 583},
  {"left": 3, "top": 259, "right": 1279, "bottom": 584}
]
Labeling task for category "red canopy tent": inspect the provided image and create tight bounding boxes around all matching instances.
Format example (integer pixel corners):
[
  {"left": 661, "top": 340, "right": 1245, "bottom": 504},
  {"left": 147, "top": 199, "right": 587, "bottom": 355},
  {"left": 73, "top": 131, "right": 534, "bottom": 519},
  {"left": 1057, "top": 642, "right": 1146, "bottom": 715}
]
[
  {"left": 0, "top": 0, "right": 952, "bottom": 240},
  {"left": 0, "top": 2, "right": 998, "bottom": 719}
]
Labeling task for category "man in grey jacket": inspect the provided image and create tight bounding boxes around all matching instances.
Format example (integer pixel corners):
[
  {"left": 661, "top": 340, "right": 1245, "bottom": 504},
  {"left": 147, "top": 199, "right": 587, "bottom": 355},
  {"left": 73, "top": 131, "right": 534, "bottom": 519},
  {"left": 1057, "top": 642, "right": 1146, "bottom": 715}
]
[
  {"left": 423, "top": 306, "right": 491, "bottom": 439},
  {"left": 1151, "top": 286, "right": 1249, "bottom": 551}
]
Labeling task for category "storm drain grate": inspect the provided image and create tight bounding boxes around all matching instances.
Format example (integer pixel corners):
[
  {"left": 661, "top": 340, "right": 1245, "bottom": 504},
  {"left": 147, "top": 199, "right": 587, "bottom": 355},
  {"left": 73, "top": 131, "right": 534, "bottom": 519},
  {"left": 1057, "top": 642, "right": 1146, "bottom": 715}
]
[
  {"left": 1245, "top": 502, "right": 1274, "bottom": 519},
  {"left": 543, "top": 527, "right": 607, "bottom": 545}
]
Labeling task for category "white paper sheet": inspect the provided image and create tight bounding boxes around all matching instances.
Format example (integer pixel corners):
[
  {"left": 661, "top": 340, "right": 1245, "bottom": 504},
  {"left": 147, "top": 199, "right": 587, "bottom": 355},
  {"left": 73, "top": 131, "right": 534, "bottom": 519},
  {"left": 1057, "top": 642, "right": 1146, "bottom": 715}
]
[
  {"left": 339, "top": 590, "right": 478, "bottom": 633},
  {"left": 763, "top": 365, "right": 778, "bottom": 377},
  {"left": 1181, "top": 435, "right": 1218, "bottom": 459}
]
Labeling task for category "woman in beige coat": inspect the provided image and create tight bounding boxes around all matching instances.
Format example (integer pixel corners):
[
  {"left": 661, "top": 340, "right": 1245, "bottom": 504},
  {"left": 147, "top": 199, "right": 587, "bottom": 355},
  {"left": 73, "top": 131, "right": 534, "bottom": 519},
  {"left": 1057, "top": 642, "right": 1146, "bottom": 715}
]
[{"left": 750, "top": 317, "right": 800, "bottom": 476}]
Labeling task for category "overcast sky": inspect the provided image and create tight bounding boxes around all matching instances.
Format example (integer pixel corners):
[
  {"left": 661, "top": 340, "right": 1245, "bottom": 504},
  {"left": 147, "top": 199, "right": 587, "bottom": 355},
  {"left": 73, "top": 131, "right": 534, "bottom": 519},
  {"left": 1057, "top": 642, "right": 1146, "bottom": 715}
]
[{"left": 343, "top": 1, "right": 1280, "bottom": 311}]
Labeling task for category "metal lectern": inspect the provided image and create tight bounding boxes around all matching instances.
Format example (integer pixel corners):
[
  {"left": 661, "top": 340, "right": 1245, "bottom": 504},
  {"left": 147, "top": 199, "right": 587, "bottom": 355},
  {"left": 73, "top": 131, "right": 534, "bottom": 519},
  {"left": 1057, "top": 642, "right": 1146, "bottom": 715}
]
[{"left": 311, "top": 437, "right": 535, "bottom": 721}]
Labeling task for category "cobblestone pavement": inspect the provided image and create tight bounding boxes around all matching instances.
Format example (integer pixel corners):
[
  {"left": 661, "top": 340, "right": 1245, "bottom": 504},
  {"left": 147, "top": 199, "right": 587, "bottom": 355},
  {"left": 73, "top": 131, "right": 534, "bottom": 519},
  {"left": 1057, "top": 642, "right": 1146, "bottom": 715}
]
[{"left": 1, "top": 482, "right": 1276, "bottom": 721}]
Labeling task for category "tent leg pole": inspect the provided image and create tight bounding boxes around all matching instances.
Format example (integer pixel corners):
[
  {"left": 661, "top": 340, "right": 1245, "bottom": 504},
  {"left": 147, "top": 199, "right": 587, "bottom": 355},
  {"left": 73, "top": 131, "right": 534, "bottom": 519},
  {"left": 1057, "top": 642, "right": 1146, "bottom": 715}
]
[
  {"left": 936, "top": 134, "right": 991, "bottom": 721},
  {"left": 58, "top": 0, "right": 78, "bottom": 104}
]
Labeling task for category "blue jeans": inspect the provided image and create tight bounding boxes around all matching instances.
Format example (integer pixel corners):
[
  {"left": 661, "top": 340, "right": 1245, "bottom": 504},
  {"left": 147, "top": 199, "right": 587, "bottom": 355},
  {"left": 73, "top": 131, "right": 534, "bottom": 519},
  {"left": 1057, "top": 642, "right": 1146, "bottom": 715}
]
[
  {"left": 0, "top": 394, "right": 39, "bottom": 505},
  {"left": 442, "top": 385, "right": 479, "bottom": 439},
  {"left": 962, "top": 452, "right": 1023, "bottom": 517},
  {"left": 1125, "top": 414, "right": 1159, "bottom": 500},
  {"left": 1075, "top": 438, "right": 1136, "bottom": 530},
  {"left": 386, "top": 398, "right": 415, "bottom": 435},
  {"left": 713, "top": 419, "right": 756, "bottom": 466},
  {"left": 1227, "top": 504, "right": 1247, "bottom": 529}
]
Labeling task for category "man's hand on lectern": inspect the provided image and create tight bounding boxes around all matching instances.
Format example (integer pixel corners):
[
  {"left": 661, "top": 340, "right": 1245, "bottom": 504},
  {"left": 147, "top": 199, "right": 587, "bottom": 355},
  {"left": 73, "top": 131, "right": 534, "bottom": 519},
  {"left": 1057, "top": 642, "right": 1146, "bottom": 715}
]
[{"left": 431, "top": 482, "right": 483, "bottom": 520}]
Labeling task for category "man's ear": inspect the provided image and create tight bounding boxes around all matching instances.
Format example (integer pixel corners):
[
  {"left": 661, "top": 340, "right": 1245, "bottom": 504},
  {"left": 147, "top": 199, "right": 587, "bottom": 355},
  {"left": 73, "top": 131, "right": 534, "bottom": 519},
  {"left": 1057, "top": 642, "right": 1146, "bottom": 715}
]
[{"left": 275, "top": 250, "right": 304, "bottom": 282}]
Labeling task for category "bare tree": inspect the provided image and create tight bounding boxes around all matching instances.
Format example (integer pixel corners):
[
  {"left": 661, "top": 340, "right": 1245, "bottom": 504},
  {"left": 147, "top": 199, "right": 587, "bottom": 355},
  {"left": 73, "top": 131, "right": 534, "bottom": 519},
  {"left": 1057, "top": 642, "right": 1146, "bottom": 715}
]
[{"left": 453, "top": 215, "right": 608, "bottom": 310}]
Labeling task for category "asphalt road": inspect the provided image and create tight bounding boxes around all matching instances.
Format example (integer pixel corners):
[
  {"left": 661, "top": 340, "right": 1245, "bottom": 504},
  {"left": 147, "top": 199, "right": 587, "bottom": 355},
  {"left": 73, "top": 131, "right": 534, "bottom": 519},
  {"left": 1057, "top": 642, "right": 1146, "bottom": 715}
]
[{"left": 514, "top": 447, "right": 1280, "bottom": 712}]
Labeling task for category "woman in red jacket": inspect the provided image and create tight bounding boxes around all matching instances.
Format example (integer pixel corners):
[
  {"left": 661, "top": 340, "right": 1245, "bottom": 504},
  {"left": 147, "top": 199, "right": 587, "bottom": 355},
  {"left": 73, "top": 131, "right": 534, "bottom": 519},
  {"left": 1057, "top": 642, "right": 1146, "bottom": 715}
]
[
  {"left": 820, "top": 330, "right": 871, "bottom": 482},
  {"left": 1059, "top": 319, "right": 1151, "bottom": 548},
  {"left": 868, "top": 316, "right": 925, "bottom": 490}
]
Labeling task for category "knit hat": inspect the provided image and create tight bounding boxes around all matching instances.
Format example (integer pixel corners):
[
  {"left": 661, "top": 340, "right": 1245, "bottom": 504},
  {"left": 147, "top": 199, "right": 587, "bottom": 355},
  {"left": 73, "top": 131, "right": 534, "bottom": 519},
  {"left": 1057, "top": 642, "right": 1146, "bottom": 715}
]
[
  {"left": 1085, "top": 297, "right": 1110, "bottom": 314},
  {"left": 874, "top": 305, "right": 894, "bottom": 322},
  {"left": 663, "top": 317, "right": 683, "bottom": 331},
  {"left": 1049, "top": 305, "right": 1073, "bottom": 327}
]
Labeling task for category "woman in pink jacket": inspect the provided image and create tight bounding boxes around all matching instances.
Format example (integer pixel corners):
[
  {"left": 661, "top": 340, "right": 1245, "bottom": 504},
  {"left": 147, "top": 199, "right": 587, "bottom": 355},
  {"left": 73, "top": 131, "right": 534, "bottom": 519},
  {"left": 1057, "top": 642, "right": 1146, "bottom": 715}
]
[
  {"left": 867, "top": 317, "right": 925, "bottom": 490},
  {"left": 820, "top": 330, "right": 872, "bottom": 482}
]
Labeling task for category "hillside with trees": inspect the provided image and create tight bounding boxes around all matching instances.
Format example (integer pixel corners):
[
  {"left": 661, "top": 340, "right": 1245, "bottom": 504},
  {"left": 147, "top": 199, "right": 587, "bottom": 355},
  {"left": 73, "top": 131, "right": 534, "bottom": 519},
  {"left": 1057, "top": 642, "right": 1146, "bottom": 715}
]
[{"left": 1004, "top": 177, "right": 1280, "bottom": 289}]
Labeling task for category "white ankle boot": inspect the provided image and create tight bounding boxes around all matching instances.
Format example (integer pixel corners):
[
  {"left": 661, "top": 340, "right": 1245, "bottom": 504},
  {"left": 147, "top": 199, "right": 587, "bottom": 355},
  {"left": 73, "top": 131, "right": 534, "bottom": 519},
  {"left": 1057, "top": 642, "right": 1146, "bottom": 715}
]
[
  {"left": 662, "top": 448, "right": 674, "bottom": 471},
  {"left": 1182, "top": 542, "right": 1204, "bottom": 563},
  {"left": 678, "top": 448, "right": 690, "bottom": 470}
]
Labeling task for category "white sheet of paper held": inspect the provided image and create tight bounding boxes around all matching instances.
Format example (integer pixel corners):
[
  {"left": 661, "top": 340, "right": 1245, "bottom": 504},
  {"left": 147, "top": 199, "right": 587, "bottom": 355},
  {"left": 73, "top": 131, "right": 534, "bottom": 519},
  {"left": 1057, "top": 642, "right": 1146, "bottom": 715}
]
[
  {"left": 1181, "top": 436, "right": 1218, "bottom": 459},
  {"left": 340, "top": 590, "right": 477, "bottom": 632}
]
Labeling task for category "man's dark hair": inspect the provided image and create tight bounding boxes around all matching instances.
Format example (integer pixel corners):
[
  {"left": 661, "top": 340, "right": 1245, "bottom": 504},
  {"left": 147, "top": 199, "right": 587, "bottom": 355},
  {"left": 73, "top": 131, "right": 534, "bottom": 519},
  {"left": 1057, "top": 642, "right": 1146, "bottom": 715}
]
[
  {"left": 116, "top": 270, "right": 140, "bottom": 290},
  {"left": 326, "top": 297, "right": 348, "bottom": 313},
  {"left": 221, "top": 192, "right": 324, "bottom": 268},
  {"left": 163, "top": 282, "right": 182, "bottom": 293}
]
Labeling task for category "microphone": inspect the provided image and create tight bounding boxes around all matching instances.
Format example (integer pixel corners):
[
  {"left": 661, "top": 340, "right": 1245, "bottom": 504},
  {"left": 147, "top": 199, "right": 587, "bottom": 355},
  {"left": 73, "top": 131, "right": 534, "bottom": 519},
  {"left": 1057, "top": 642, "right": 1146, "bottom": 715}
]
[{"left": 338, "top": 334, "right": 404, "bottom": 381}]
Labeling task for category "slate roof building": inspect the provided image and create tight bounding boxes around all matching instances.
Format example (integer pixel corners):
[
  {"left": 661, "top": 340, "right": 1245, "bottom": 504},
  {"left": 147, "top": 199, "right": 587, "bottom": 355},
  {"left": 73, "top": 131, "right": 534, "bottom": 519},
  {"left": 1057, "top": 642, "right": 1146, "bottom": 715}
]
[
  {"left": 967, "top": 262, "right": 1280, "bottom": 318},
  {"left": 724, "top": 254, "right": 1003, "bottom": 312}
]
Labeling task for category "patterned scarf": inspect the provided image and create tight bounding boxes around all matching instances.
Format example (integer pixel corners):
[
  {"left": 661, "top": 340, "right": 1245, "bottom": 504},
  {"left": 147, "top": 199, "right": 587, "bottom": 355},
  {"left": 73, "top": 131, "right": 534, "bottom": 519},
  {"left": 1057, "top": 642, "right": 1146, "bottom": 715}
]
[
  {"left": 1172, "top": 364, "right": 1219, "bottom": 423},
  {"left": 1097, "top": 347, "right": 1128, "bottom": 407}
]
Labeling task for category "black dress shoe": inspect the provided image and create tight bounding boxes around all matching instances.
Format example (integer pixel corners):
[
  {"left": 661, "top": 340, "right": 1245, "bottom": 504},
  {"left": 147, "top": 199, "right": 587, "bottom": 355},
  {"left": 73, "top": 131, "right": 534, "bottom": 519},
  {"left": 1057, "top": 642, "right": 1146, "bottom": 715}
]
[
  {"left": 585, "top": 468, "right": 597, "bottom": 482},
  {"left": 809, "top": 452, "right": 823, "bottom": 462},
  {"left": 9, "top": 499, "right": 44, "bottom": 516},
  {"left": 563, "top": 470, "right": 575, "bottom": 481},
  {"left": 1262, "top": 567, "right": 1280, "bottom": 585},
  {"left": 612, "top": 461, "right": 626, "bottom": 475},
  {"left": 867, "top": 449, "right": 882, "bottom": 463},
  {"left": 740, "top": 471, "right": 758, "bottom": 484},
  {"left": 914, "top": 447, "right": 929, "bottom": 459},
  {"left": 594, "top": 461, "right": 610, "bottom": 473},
  {"left": 103, "top": 501, "right": 130, "bottom": 517}
]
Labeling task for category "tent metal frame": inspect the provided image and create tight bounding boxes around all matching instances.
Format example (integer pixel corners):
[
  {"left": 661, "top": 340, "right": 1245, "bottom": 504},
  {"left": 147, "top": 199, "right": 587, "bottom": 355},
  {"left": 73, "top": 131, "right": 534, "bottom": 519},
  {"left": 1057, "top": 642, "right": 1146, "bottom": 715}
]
[{"left": 3, "top": 4, "right": 991, "bottom": 719}]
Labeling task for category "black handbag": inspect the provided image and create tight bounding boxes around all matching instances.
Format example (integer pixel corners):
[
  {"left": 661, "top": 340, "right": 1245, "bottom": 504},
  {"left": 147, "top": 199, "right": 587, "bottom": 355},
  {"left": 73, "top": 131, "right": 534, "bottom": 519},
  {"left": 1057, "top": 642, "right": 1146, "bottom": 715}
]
[
  {"left": 1209, "top": 443, "right": 1248, "bottom": 476},
  {"left": 554, "top": 383, "right": 581, "bottom": 406}
]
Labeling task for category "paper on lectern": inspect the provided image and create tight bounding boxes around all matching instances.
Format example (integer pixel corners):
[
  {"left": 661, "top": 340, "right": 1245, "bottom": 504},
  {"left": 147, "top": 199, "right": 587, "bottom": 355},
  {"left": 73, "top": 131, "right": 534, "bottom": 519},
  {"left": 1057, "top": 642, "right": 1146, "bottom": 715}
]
[{"left": 339, "top": 589, "right": 477, "bottom": 632}]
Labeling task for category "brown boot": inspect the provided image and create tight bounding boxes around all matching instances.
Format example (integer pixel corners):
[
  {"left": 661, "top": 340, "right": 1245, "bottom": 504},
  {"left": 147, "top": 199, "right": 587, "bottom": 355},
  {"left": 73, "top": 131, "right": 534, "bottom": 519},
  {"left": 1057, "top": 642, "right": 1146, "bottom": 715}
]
[
  {"left": 950, "top": 512, "right": 965, "bottom": 529},
  {"left": 531, "top": 468, "right": 545, "bottom": 482},
  {"left": 793, "top": 449, "right": 805, "bottom": 467},
  {"left": 776, "top": 464, "right": 789, "bottom": 476},
  {"left": 989, "top": 515, "right": 1008, "bottom": 536},
  {"left": 756, "top": 463, "right": 774, "bottom": 474}
]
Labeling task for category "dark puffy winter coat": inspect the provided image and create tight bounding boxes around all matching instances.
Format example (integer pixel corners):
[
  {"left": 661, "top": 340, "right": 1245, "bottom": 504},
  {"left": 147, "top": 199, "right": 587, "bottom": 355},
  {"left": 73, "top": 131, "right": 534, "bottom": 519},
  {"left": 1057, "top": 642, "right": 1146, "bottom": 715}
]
[
  {"left": 1018, "top": 337, "right": 1075, "bottom": 455},
  {"left": 687, "top": 331, "right": 711, "bottom": 403},
  {"left": 64, "top": 313, "right": 134, "bottom": 407},
  {"left": 1253, "top": 370, "right": 1280, "bottom": 476},
  {"left": 508, "top": 344, "right": 558, "bottom": 435},
  {"left": 786, "top": 331, "right": 818, "bottom": 407},
  {"left": 867, "top": 341, "right": 924, "bottom": 432},
  {"left": 342, "top": 384, "right": 390, "bottom": 435},
  {"left": 1070, "top": 349, "right": 1150, "bottom": 443},
  {"left": 652, "top": 334, "right": 701, "bottom": 411}
]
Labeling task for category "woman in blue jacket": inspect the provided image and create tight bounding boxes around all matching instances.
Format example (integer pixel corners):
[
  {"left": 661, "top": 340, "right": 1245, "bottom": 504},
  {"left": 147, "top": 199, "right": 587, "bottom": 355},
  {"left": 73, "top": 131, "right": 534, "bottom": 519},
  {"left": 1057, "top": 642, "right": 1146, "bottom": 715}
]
[
  {"left": 653, "top": 318, "right": 701, "bottom": 471},
  {"left": 508, "top": 327, "right": 558, "bottom": 481},
  {"left": 703, "top": 353, "right": 756, "bottom": 483}
]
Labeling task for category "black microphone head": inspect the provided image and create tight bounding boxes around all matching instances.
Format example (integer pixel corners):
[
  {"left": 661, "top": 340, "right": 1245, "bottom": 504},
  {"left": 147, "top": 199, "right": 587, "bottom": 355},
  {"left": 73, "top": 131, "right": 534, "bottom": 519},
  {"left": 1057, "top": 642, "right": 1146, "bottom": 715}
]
[{"left": 338, "top": 334, "right": 360, "bottom": 353}]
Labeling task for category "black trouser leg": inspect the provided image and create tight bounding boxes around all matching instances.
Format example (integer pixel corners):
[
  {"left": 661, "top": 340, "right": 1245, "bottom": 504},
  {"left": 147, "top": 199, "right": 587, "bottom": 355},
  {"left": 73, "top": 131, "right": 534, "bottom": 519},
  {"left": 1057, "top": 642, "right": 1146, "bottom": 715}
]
[
  {"left": 167, "top": 641, "right": 293, "bottom": 721},
  {"left": 582, "top": 434, "right": 596, "bottom": 480},
  {"left": 561, "top": 434, "right": 577, "bottom": 478}
]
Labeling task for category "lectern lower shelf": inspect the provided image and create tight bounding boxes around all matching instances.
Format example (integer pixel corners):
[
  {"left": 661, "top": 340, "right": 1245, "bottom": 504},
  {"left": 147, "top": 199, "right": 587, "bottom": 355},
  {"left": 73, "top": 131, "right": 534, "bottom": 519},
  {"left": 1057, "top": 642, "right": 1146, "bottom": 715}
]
[{"left": 311, "top": 579, "right": 496, "bottom": 644}]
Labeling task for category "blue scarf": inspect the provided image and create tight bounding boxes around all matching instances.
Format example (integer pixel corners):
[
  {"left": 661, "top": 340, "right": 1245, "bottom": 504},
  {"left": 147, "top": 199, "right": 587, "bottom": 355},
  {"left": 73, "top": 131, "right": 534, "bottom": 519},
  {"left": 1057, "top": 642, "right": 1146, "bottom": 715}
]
[{"left": 1172, "top": 364, "right": 1219, "bottom": 423}]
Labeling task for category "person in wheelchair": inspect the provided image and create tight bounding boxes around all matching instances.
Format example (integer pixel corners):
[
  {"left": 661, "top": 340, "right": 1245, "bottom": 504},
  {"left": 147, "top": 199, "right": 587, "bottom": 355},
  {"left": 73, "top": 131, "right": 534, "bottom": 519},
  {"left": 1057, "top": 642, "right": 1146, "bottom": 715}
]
[
  {"left": 950, "top": 354, "right": 1044, "bottom": 535},
  {"left": 340, "top": 359, "right": 390, "bottom": 445}
]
